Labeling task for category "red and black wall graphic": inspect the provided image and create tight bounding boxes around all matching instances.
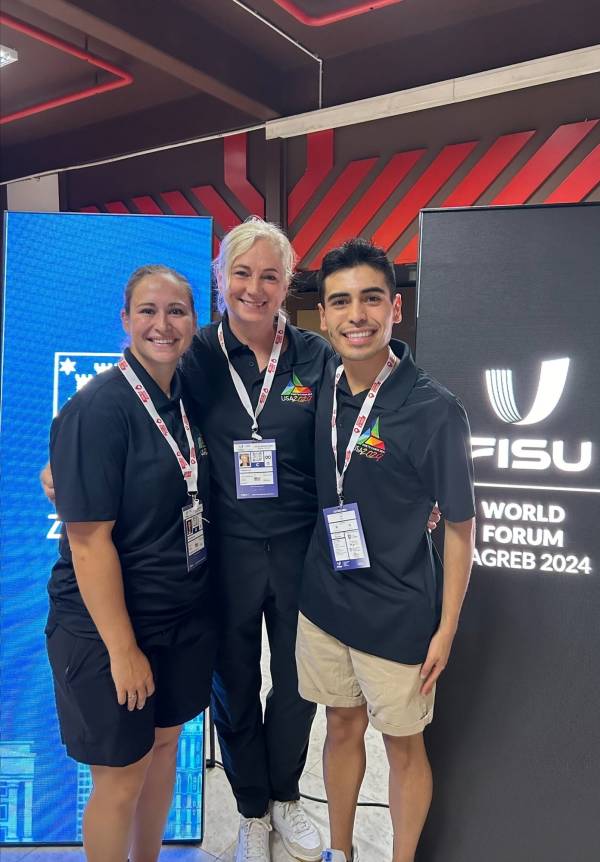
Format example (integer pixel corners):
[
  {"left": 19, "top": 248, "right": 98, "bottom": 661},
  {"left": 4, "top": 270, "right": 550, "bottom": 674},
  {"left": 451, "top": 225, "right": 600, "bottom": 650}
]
[
  {"left": 80, "top": 133, "right": 264, "bottom": 259},
  {"left": 287, "top": 120, "right": 600, "bottom": 267},
  {"left": 76, "top": 119, "right": 600, "bottom": 267}
]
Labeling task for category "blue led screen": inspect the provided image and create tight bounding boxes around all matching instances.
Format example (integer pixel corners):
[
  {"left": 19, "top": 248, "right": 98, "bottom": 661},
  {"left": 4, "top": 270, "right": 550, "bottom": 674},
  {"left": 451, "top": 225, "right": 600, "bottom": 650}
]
[{"left": 0, "top": 211, "right": 212, "bottom": 843}]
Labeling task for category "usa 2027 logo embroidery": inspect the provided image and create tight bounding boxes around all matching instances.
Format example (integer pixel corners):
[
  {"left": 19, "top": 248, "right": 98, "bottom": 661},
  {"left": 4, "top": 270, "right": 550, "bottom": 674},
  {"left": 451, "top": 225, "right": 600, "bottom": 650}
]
[
  {"left": 355, "top": 417, "right": 386, "bottom": 461},
  {"left": 281, "top": 373, "right": 313, "bottom": 403},
  {"left": 196, "top": 433, "right": 209, "bottom": 458}
]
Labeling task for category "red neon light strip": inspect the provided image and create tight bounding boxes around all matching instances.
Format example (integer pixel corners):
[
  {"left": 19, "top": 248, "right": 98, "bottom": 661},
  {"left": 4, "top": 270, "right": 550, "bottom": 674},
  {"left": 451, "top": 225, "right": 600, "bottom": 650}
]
[
  {"left": 372, "top": 141, "right": 477, "bottom": 252},
  {"left": 272, "top": 0, "right": 406, "bottom": 27},
  {"left": 491, "top": 120, "right": 598, "bottom": 205},
  {"left": 396, "top": 131, "right": 535, "bottom": 263},
  {"left": 288, "top": 129, "right": 334, "bottom": 225},
  {"left": 291, "top": 158, "right": 377, "bottom": 263},
  {"left": 224, "top": 134, "right": 265, "bottom": 218},
  {"left": 132, "top": 196, "right": 164, "bottom": 214},
  {"left": 190, "top": 186, "right": 241, "bottom": 234},
  {"left": 544, "top": 142, "right": 600, "bottom": 203},
  {"left": 0, "top": 13, "right": 133, "bottom": 125},
  {"left": 306, "top": 149, "right": 425, "bottom": 268}
]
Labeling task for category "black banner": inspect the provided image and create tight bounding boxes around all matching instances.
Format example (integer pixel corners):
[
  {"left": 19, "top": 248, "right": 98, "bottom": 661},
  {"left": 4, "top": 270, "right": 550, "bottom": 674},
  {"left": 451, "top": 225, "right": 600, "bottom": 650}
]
[{"left": 416, "top": 203, "right": 600, "bottom": 862}]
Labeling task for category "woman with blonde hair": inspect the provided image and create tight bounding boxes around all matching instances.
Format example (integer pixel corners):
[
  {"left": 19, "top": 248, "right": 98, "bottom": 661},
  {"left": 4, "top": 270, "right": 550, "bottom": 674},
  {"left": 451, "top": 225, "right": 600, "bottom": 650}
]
[{"left": 181, "top": 218, "right": 332, "bottom": 862}]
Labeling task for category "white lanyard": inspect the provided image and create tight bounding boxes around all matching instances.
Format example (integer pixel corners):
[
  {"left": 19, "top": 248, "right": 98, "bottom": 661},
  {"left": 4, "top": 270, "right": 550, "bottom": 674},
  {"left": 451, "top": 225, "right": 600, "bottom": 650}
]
[
  {"left": 332, "top": 348, "right": 397, "bottom": 505},
  {"left": 118, "top": 357, "right": 198, "bottom": 497},
  {"left": 218, "top": 311, "right": 287, "bottom": 440}
]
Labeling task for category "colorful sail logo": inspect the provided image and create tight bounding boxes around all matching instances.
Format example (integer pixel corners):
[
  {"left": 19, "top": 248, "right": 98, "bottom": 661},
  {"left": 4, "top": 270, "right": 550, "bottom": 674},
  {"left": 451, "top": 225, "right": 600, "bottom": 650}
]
[
  {"left": 281, "top": 373, "right": 313, "bottom": 403},
  {"left": 196, "top": 432, "right": 209, "bottom": 458},
  {"left": 355, "top": 416, "right": 386, "bottom": 461}
]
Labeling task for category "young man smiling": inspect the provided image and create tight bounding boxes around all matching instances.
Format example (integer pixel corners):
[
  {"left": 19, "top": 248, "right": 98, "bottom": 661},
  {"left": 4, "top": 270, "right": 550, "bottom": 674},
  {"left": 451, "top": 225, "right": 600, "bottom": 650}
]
[{"left": 297, "top": 239, "right": 476, "bottom": 862}]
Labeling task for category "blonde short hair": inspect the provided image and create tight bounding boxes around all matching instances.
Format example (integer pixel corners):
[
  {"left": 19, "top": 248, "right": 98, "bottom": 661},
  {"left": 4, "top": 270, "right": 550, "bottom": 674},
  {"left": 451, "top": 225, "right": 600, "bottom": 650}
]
[{"left": 213, "top": 217, "right": 296, "bottom": 289}]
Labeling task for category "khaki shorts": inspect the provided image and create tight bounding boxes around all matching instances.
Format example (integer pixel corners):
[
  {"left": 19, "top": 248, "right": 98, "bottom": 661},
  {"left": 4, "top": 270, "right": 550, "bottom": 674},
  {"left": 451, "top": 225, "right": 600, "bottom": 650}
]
[{"left": 296, "top": 613, "right": 435, "bottom": 737}]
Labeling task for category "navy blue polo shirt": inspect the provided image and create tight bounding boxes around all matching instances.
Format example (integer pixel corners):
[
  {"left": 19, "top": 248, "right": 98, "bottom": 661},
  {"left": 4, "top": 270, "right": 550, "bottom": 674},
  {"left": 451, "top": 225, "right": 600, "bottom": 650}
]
[
  {"left": 300, "top": 340, "right": 475, "bottom": 665},
  {"left": 180, "top": 314, "right": 334, "bottom": 539},
  {"left": 48, "top": 348, "right": 211, "bottom": 643}
]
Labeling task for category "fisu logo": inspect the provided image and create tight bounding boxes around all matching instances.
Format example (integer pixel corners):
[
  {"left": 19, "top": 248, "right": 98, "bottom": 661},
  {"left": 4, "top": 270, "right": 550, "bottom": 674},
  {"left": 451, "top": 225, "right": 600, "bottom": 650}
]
[
  {"left": 473, "top": 357, "right": 592, "bottom": 472},
  {"left": 485, "top": 357, "right": 569, "bottom": 425}
]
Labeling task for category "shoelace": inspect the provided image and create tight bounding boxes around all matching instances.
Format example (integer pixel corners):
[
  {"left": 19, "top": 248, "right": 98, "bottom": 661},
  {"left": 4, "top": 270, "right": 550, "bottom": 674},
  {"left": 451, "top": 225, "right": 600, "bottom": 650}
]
[
  {"left": 279, "top": 801, "right": 314, "bottom": 838},
  {"left": 241, "top": 818, "right": 272, "bottom": 861}
]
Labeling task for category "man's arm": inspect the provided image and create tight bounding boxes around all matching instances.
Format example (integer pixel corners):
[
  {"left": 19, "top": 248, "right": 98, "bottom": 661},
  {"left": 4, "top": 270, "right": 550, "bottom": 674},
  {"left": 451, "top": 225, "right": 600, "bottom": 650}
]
[
  {"left": 66, "top": 520, "right": 155, "bottom": 710},
  {"left": 420, "top": 517, "right": 475, "bottom": 695}
]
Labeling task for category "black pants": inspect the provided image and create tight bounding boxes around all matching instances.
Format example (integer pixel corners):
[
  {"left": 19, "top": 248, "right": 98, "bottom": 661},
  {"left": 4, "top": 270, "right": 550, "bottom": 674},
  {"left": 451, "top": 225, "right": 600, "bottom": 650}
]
[{"left": 211, "top": 528, "right": 317, "bottom": 818}]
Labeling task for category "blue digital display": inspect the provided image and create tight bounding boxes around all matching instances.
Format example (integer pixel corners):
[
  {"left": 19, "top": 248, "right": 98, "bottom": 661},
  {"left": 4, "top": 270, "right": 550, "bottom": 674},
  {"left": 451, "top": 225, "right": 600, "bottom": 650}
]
[{"left": 0, "top": 211, "right": 212, "bottom": 844}]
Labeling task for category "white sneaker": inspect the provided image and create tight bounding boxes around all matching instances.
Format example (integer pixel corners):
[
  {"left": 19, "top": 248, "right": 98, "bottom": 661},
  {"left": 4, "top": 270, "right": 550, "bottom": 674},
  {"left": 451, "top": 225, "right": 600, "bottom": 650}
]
[
  {"left": 321, "top": 846, "right": 359, "bottom": 862},
  {"left": 235, "top": 813, "right": 272, "bottom": 862},
  {"left": 271, "top": 800, "right": 324, "bottom": 861}
]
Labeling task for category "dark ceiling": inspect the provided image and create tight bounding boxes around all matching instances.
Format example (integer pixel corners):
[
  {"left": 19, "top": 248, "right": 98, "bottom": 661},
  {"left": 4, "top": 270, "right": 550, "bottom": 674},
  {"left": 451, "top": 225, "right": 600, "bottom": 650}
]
[{"left": 1, "top": 0, "right": 600, "bottom": 182}]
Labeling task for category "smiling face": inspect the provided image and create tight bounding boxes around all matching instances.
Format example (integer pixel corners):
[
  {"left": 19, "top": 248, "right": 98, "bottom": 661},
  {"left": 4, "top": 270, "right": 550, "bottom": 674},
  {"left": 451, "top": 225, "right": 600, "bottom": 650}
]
[
  {"left": 319, "top": 264, "right": 402, "bottom": 364},
  {"left": 219, "top": 237, "right": 288, "bottom": 332},
  {"left": 121, "top": 272, "right": 196, "bottom": 378}
]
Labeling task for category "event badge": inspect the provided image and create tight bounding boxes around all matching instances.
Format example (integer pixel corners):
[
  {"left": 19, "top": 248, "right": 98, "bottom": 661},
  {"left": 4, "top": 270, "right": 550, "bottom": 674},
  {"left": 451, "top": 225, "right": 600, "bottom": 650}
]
[
  {"left": 234, "top": 439, "right": 279, "bottom": 499},
  {"left": 218, "top": 311, "right": 287, "bottom": 501},
  {"left": 326, "top": 348, "right": 397, "bottom": 572},
  {"left": 182, "top": 498, "right": 207, "bottom": 570},
  {"left": 323, "top": 502, "right": 370, "bottom": 570}
]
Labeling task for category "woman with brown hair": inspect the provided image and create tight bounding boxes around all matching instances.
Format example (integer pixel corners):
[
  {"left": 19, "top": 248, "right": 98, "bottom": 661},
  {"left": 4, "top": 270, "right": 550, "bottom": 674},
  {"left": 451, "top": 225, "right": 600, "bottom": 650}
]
[{"left": 46, "top": 265, "right": 214, "bottom": 862}]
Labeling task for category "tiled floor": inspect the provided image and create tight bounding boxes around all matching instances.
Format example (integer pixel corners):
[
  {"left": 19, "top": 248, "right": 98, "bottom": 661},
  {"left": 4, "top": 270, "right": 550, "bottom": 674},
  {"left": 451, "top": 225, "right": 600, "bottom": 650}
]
[
  {"left": 1, "top": 629, "right": 393, "bottom": 861},
  {"left": 199, "top": 715, "right": 392, "bottom": 861}
]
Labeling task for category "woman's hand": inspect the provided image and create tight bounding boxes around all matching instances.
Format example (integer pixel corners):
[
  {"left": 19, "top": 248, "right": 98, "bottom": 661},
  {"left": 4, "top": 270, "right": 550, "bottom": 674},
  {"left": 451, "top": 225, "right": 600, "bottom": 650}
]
[
  {"left": 109, "top": 645, "right": 155, "bottom": 710},
  {"left": 66, "top": 521, "right": 153, "bottom": 710}
]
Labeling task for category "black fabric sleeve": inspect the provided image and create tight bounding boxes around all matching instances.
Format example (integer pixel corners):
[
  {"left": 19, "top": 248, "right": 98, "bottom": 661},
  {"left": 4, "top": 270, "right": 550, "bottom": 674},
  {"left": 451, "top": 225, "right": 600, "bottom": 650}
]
[
  {"left": 313, "top": 341, "right": 337, "bottom": 401},
  {"left": 413, "top": 396, "right": 476, "bottom": 523},
  {"left": 179, "top": 335, "right": 211, "bottom": 419},
  {"left": 50, "top": 394, "right": 127, "bottom": 523}
]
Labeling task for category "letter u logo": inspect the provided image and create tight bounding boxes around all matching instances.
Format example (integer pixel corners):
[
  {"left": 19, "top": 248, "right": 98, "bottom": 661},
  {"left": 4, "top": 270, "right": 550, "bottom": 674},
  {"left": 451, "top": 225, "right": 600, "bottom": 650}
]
[{"left": 485, "top": 358, "right": 569, "bottom": 426}]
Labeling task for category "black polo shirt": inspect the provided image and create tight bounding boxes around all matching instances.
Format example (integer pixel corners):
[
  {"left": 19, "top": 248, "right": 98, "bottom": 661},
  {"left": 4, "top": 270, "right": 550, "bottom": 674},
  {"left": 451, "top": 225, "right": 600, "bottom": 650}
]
[
  {"left": 300, "top": 340, "right": 475, "bottom": 665},
  {"left": 180, "top": 314, "right": 334, "bottom": 539},
  {"left": 48, "top": 348, "right": 211, "bottom": 643}
]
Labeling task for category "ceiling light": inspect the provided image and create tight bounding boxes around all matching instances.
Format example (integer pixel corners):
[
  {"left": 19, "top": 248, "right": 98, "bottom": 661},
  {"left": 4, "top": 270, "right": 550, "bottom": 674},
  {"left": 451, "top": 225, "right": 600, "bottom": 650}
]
[{"left": 0, "top": 45, "right": 19, "bottom": 67}]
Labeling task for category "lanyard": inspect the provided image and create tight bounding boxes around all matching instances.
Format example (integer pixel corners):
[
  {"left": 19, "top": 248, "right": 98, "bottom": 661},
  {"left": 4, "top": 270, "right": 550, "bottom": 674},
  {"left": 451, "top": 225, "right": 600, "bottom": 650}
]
[
  {"left": 331, "top": 348, "right": 397, "bottom": 505},
  {"left": 218, "top": 311, "right": 287, "bottom": 440},
  {"left": 118, "top": 357, "right": 198, "bottom": 497}
]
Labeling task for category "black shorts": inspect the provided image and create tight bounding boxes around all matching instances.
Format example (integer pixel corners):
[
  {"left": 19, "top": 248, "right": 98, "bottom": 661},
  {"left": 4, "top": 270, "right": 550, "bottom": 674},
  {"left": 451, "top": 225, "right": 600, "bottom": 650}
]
[{"left": 46, "top": 618, "right": 215, "bottom": 767}]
